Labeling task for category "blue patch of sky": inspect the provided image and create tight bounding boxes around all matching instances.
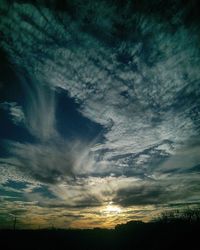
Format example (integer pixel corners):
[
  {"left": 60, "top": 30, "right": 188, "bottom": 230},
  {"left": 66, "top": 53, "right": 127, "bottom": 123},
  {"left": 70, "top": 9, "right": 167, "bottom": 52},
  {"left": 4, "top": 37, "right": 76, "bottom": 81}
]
[
  {"left": 0, "top": 180, "right": 27, "bottom": 200},
  {"left": 2, "top": 180, "right": 28, "bottom": 190},
  {"left": 0, "top": 189, "right": 23, "bottom": 198},
  {"left": 0, "top": 69, "right": 37, "bottom": 146},
  {"left": 55, "top": 88, "right": 104, "bottom": 142},
  {"left": 0, "top": 109, "right": 36, "bottom": 145},
  {"left": 32, "top": 185, "right": 56, "bottom": 199}
]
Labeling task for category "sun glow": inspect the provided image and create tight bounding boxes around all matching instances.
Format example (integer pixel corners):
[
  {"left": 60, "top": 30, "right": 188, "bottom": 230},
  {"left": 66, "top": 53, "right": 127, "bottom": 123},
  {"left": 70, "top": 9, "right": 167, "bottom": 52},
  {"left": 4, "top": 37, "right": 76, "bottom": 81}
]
[{"left": 102, "top": 204, "right": 122, "bottom": 214}]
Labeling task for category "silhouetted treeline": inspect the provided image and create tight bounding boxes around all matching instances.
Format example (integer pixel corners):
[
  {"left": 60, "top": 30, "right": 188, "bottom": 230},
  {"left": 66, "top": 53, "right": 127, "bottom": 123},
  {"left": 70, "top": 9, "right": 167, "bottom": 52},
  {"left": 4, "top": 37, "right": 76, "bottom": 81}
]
[{"left": 0, "top": 208, "right": 200, "bottom": 250}]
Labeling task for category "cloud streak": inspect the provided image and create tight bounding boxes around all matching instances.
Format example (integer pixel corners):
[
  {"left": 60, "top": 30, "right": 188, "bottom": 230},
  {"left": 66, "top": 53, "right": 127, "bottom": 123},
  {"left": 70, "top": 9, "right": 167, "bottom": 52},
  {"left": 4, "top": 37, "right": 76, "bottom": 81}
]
[{"left": 0, "top": 102, "right": 25, "bottom": 125}]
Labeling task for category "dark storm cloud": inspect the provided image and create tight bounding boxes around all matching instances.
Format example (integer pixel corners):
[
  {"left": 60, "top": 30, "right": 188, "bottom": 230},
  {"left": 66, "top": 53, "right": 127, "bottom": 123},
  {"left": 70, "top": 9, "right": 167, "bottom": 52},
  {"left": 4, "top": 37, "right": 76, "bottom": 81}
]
[
  {"left": 0, "top": 0, "right": 200, "bottom": 225},
  {"left": 39, "top": 202, "right": 95, "bottom": 209},
  {"left": 114, "top": 184, "right": 166, "bottom": 206},
  {"left": 34, "top": 190, "right": 102, "bottom": 209},
  {"left": 114, "top": 173, "right": 200, "bottom": 207}
]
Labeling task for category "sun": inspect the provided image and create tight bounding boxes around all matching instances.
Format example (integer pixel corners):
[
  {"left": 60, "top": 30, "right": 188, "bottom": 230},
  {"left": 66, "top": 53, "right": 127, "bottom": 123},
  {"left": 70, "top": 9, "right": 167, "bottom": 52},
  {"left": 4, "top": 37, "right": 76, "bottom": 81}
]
[
  {"left": 105, "top": 205, "right": 122, "bottom": 213},
  {"left": 102, "top": 204, "right": 122, "bottom": 214}
]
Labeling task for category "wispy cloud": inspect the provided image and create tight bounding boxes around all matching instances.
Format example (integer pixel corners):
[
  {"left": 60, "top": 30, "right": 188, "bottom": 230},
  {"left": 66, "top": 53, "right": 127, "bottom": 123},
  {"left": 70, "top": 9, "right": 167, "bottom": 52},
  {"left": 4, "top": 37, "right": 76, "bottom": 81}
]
[
  {"left": 0, "top": 102, "right": 25, "bottom": 125},
  {"left": 2, "top": 138, "right": 97, "bottom": 184},
  {"left": 18, "top": 75, "right": 57, "bottom": 141}
]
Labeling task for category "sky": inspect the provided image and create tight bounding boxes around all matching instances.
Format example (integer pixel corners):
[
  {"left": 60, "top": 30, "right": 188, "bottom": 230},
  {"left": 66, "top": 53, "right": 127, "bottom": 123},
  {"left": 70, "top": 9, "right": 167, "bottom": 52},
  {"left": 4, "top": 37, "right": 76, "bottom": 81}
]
[{"left": 0, "top": 0, "right": 200, "bottom": 229}]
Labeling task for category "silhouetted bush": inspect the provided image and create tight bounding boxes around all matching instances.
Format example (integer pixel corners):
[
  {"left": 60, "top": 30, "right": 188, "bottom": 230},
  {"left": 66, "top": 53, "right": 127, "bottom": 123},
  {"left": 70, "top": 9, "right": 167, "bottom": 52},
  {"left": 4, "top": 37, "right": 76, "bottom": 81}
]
[{"left": 156, "top": 208, "right": 200, "bottom": 224}]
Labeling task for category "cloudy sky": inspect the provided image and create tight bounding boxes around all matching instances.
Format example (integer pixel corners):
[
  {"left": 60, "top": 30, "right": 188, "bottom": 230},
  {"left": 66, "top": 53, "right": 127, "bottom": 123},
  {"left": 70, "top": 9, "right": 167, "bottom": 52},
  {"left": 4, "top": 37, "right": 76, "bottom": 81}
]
[{"left": 0, "top": 0, "right": 200, "bottom": 229}]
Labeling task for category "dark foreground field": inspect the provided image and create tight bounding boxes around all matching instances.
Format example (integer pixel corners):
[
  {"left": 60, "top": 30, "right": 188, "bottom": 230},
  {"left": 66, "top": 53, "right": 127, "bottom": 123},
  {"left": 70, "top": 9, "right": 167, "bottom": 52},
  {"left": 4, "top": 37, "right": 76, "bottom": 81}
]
[{"left": 1, "top": 217, "right": 200, "bottom": 250}]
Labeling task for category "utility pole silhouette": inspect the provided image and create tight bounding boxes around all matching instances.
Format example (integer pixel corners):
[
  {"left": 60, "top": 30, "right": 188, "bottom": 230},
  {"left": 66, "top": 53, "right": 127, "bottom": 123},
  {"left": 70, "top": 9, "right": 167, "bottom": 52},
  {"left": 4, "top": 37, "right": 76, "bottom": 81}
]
[
  {"left": 13, "top": 216, "right": 17, "bottom": 231},
  {"left": 9, "top": 214, "right": 17, "bottom": 231}
]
